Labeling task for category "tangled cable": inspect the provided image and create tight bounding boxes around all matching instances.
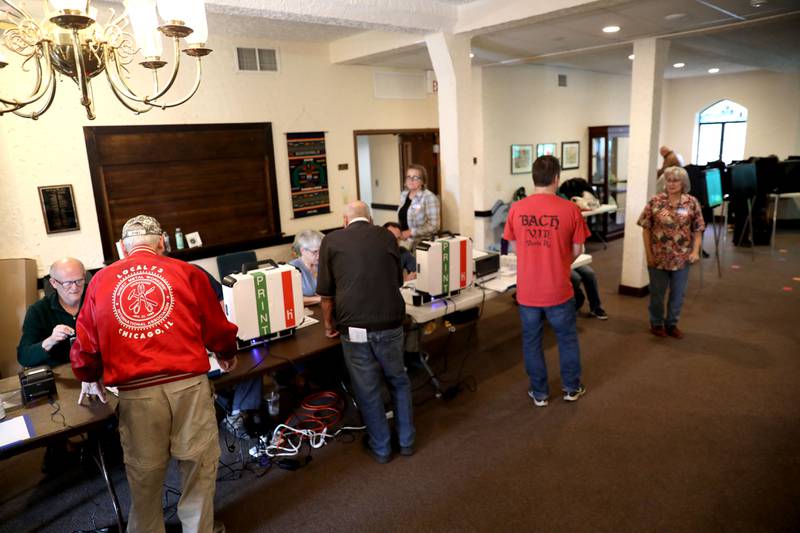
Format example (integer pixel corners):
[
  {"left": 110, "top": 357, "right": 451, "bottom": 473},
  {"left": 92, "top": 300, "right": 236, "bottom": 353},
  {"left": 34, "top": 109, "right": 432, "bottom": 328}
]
[{"left": 250, "top": 391, "right": 349, "bottom": 459}]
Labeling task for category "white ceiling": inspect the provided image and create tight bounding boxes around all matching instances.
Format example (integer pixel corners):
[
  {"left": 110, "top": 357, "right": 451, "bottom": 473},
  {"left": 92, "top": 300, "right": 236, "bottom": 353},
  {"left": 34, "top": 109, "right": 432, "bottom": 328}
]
[
  {"left": 344, "top": 0, "right": 800, "bottom": 79},
  {"left": 208, "top": 12, "right": 363, "bottom": 42}
]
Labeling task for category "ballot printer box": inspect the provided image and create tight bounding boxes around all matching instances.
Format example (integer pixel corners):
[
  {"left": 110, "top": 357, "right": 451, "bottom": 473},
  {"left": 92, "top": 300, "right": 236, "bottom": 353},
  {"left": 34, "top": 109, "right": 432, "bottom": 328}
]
[
  {"left": 415, "top": 236, "right": 473, "bottom": 299},
  {"left": 222, "top": 262, "right": 304, "bottom": 349}
]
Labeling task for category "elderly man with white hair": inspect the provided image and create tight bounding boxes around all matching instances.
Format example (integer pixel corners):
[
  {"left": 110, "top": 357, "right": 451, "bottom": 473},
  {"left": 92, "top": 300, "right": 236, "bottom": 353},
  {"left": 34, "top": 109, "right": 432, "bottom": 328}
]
[
  {"left": 71, "top": 214, "right": 238, "bottom": 533},
  {"left": 18, "top": 257, "right": 87, "bottom": 368}
]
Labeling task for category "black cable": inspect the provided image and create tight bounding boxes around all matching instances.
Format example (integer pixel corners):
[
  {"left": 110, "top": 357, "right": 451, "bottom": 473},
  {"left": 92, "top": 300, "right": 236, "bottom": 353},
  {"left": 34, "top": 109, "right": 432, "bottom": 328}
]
[{"left": 264, "top": 352, "right": 300, "bottom": 372}]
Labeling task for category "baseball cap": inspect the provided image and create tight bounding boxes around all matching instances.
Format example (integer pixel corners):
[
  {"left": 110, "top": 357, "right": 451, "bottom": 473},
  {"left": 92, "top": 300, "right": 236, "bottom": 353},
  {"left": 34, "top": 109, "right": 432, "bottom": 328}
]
[{"left": 121, "top": 215, "right": 163, "bottom": 239}]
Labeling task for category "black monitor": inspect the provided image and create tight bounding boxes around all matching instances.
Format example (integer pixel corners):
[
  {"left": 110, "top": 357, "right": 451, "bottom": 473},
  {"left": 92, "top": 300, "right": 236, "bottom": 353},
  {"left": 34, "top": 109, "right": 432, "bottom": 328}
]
[
  {"left": 731, "top": 163, "right": 757, "bottom": 198},
  {"left": 704, "top": 168, "right": 723, "bottom": 208}
]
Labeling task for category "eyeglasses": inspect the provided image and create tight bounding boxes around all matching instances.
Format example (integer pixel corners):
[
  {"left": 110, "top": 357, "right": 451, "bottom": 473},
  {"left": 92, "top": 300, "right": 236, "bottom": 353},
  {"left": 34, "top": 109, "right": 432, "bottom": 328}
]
[
  {"left": 302, "top": 248, "right": 320, "bottom": 255},
  {"left": 53, "top": 278, "right": 86, "bottom": 289},
  {"left": 405, "top": 175, "right": 422, "bottom": 181}
]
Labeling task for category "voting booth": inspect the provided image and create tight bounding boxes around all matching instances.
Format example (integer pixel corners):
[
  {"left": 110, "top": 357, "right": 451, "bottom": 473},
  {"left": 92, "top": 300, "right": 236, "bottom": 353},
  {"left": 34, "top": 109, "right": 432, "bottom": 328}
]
[
  {"left": 223, "top": 260, "right": 304, "bottom": 349},
  {"left": 414, "top": 235, "right": 473, "bottom": 302}
]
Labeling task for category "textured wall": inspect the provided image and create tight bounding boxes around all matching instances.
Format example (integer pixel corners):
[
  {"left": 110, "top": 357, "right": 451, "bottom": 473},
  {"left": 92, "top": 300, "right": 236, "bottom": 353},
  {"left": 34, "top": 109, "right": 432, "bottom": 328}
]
[{"left": 0, "top": 34, "right": 438, "bottom": 276}]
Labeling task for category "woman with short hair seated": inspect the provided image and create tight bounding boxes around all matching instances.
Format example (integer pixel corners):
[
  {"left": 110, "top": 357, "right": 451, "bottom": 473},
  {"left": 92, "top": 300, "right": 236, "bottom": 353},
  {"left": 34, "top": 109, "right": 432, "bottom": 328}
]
[{"left": 289, "top": 229, "right": 324, "bottom": 305}]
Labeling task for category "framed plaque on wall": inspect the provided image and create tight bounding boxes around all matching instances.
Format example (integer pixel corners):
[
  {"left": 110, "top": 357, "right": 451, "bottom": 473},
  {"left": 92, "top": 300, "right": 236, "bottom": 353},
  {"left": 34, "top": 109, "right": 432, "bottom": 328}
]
[{"left": 38, "top": 184, "right": 80, "bottom": 234}]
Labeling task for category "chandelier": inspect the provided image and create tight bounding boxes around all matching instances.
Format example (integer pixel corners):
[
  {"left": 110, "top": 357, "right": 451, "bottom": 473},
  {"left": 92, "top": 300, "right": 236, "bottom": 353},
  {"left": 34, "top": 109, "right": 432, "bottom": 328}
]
[{"left": 0, "top": 0, "right": 212, "bottom": 120}]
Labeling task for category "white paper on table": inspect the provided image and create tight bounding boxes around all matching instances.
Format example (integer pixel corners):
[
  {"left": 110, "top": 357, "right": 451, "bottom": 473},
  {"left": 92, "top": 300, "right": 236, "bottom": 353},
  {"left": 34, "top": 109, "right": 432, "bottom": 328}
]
[
  {"left": 0, "top": 416, "right": 33, "bottom": 449},
  {"left": 296, "top": 316, "right": 319, "bottom": 330}
]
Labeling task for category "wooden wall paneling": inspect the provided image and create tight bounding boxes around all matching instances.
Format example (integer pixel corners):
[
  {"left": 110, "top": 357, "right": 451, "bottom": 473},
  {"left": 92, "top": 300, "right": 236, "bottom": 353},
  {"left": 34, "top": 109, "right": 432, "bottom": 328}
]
[
  {"left": 84, "top": 127, "right": 116, "bottom": 262},
  {"left": 84, "top": 123, "right": 282, "bottom": 264}
]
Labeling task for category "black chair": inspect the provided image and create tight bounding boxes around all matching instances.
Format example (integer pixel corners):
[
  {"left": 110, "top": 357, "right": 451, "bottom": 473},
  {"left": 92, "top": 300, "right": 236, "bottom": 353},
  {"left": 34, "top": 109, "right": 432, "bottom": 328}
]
[{"left": 216, "top": 251, "right": 257, "bottom": 280}]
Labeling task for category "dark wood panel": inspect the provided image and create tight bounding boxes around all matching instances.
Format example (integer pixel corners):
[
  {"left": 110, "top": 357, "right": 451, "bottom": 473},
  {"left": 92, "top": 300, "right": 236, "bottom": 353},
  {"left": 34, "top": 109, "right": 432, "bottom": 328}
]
[
  {"left": 92, "top": 123, "right": 268, "bottom": 165},
  {"left": 85, "top": 123, "right": 281, "bottom": 264}
]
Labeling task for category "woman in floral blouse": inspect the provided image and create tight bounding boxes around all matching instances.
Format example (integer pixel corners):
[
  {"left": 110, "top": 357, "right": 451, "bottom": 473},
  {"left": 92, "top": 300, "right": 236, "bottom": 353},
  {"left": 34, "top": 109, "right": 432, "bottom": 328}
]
[{"left": 637, "top": 166, "right": 705, "bottom": 339}]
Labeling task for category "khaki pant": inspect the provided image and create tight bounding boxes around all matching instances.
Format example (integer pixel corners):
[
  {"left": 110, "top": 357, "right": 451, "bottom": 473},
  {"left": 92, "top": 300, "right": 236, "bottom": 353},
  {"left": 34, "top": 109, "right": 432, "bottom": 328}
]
[{"left": 118, "top": 375, "right": 220, "bottom": 533}]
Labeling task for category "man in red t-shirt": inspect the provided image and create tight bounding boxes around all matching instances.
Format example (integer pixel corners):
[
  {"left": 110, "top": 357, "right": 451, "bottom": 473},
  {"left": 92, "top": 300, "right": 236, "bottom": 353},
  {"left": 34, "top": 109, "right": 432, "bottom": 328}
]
[{"left": 503, "top": 156, "right": 591, "bottom": 407}]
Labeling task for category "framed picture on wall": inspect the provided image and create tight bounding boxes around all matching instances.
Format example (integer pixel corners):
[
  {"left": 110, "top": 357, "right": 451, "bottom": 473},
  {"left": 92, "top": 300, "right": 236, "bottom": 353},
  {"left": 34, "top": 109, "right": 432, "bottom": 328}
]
[
  {"left": 38, "top": 185, "right": 80, "bottom": 234},
  {"left": 536, "top": 143, "right": 557, "bottom": 157},
  {"left": 561, "top": 141, "right": 580, "bottom": 170},
  {"left": 510, "top": 144, "right": 533, "bottom": 174}
]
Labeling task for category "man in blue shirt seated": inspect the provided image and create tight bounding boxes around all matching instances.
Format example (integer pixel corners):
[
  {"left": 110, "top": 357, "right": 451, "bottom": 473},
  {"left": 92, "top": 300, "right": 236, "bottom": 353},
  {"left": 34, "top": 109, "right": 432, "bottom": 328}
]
[{"left": 383, "top": 222, "right": 417, "bottom": 281}]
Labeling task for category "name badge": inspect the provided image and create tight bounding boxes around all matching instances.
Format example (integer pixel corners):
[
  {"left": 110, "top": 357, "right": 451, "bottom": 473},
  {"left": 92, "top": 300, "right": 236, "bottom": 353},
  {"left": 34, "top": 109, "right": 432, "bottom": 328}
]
[{"left": 676, "top": 207, "right": 688, "bottom": 216}]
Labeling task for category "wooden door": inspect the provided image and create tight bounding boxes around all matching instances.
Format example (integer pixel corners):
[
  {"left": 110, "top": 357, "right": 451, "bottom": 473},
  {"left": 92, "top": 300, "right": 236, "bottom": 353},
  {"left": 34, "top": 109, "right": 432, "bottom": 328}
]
[{"left": 398, "top": 132, "right": 440, "bottom": 196}]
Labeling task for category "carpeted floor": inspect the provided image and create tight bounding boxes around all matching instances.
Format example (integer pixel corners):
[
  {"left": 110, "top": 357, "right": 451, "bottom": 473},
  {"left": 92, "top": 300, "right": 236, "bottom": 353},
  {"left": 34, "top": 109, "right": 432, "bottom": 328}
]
[{"left": 1, "top": 229, "right": 799, "bottom": 533}]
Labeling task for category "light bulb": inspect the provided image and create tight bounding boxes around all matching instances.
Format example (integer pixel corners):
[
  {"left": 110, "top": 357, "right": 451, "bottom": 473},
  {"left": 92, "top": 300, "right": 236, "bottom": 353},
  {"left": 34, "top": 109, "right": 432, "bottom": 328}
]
[
  {"left": 127, "top": 0, "right": 163, "bottom": 58},
  {"left": 184, "top": 0, "right": 208, "bottom": 45},
  {"left": 156, "top": 0, "right": 185, "bottom": 23},
  {"left": 49, "top": 0, "right": 88, "bottom": 11}
]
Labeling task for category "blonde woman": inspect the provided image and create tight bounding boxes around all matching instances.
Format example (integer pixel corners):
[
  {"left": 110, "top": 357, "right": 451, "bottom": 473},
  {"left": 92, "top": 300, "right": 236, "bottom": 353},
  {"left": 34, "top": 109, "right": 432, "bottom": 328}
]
[
  {"left": 397, "top": 164, "right": 440, "bottom": 245},
  {"left": 637, "top": 166, "right": 704, "bottom": 339}
]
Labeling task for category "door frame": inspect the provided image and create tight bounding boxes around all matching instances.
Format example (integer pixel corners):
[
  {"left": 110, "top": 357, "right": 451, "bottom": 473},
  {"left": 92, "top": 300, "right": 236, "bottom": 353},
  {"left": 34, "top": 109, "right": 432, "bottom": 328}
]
[{"left": 352, "top": 128, "right": 440, "bottom": 211}]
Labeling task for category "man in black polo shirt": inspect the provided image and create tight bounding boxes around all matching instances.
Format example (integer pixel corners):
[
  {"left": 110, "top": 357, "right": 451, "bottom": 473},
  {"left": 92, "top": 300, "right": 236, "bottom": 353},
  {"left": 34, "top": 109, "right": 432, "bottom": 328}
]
[
  {"left": 17, "top": 257, "right": 87, "bottom": 475},
  {"left": 317, "top": 201, "right": 415, "bottom": 463},
  {"left": 18, "top": 258, "right": 87, "bottom": 368}
]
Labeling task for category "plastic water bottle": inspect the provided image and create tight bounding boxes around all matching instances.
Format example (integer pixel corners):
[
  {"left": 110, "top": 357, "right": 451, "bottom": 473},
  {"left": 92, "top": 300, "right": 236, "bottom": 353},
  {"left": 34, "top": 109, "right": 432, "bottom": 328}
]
[
  {"left": 175, "top": 228, "right": 185, "bottom": 250},
  {"left": 267, "top": 390, "right": 280, "bottom": 417}
]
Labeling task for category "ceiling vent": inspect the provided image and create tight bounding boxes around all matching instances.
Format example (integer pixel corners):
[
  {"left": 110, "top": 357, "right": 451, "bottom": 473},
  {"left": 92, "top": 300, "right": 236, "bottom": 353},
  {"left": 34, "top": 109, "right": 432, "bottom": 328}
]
[
  {"left": 236, "top": 47, "right": 279, "bottom": 72},
  {"left": 558, "top": 74, "right": 567, "bottom": 87}
]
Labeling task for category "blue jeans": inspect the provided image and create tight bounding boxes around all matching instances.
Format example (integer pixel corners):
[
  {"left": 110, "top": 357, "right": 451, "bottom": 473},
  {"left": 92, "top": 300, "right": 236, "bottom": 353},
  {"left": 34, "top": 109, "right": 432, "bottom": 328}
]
[
  {"left": 340, "top": 326, "right": 415, "bottom": 457},
  {"left": 519, "top": 300, "right": 582, "bottom": 401},
  {"left": 571, "top": 265, "right": 602, "bottom": 311},
  {"left": 648, "top": 266, "right": 690, "bottom": 328}
]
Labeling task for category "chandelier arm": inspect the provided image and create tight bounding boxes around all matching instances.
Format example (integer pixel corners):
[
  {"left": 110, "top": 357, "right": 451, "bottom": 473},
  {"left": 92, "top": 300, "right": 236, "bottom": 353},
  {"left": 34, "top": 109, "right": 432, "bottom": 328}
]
[
  {"left": 4, "top": 0, "right": 33, "bottom": 20},
  {"left": 12, "top": 69, "right": 57, "bottom": 119},
  {"left": 0, "top": 43, "right": 55, "bottom": 107},
  {"left": 70, "top": 28, "right": 95, "bottom": 119},
  {"left": 102, "top": 51, "right": 153, "bottom": 114},
  {"left": 106, "top": 77, "right": 154, "bottom": 114},
  {"left": 143, "top": 37, "right": 181, "bottom": 104},
  {"left": 148, "top": 57, "right": 202, "bottom": 109},
  {"left": 105, "top": 47, "right": 155, "bottom": 105}
]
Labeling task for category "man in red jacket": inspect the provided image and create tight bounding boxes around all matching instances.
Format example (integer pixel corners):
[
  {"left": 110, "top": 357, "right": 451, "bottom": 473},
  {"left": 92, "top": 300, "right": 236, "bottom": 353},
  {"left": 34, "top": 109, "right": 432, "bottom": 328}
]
[{"left": 71, "top": 215, "right": 238, "bottom": 533}]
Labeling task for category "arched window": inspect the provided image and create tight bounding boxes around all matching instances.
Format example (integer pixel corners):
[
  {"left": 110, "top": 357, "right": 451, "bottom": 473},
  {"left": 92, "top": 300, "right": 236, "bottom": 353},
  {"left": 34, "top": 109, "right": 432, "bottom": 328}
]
[{"left": 694, "top": 99, "right": 748, "bottom": 165}]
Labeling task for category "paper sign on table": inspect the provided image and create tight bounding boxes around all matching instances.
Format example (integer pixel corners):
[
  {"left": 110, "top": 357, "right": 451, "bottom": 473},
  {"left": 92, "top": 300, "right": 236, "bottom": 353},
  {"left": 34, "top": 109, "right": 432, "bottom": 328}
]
[{"left": 0, "top": 415, "right": 34, "bottom": 449}]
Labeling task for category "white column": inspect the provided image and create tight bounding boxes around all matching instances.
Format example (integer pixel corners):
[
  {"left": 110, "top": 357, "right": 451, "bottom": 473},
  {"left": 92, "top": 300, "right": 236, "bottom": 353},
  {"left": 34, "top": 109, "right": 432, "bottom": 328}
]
[
  {"left": 426, "top": 32, "right": 474, "bottom": 237},
  {"left": 619, "top": 38, "right": 669, "bottom": 294}
]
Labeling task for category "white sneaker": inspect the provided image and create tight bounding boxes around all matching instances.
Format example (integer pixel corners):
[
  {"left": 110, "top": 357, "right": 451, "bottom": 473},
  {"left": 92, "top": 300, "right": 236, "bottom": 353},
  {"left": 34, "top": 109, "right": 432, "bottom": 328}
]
[
  {"left": 527, "top": 390, "right": 548, "bottom": 407},
  {"left": 563, "top": 385, "right": 586, "bottom": 402}
]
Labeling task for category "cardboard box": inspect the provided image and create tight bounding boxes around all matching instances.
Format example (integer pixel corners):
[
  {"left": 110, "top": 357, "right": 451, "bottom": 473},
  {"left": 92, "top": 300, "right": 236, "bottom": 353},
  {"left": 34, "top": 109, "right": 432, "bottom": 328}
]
[{"left": 0, "top": 259, "right": 39, "bottom": 378}]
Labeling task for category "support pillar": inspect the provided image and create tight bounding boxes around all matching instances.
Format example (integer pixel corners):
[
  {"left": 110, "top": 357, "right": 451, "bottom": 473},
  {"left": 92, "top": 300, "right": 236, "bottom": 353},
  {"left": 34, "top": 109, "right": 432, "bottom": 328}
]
[
  {"left": 426, "top": 32, "right": 474, "bottom": 238},
  {"left": 619, "top": 38, "right": 669, "bottom": 296}
]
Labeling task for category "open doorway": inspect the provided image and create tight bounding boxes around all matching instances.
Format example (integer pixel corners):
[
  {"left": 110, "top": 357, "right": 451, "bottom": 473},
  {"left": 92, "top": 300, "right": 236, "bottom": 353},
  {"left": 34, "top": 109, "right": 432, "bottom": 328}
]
[{"left": 353, "top": 129, "right": 440, "bottom": 226}]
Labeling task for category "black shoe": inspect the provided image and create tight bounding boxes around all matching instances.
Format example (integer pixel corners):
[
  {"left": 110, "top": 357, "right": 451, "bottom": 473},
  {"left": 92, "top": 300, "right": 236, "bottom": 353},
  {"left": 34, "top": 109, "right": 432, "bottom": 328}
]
[
  {"left": 399, "top": 445, "right": 415, "bottom": 457},
  {"left": 589, "top": 308, "right": 608, "bottom": 320},
  {"left": 362, "top": 435, "right": 391, "bottom": 464},
  {"left": 701, "top": 250, "right": 710, "bottom": 258}
]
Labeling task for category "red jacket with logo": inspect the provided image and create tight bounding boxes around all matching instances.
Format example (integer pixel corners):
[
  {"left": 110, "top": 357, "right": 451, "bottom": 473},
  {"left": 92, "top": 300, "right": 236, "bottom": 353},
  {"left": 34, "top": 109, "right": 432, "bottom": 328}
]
[{"left": 70, "top": 246, "right": 238, "bottom": 389}]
